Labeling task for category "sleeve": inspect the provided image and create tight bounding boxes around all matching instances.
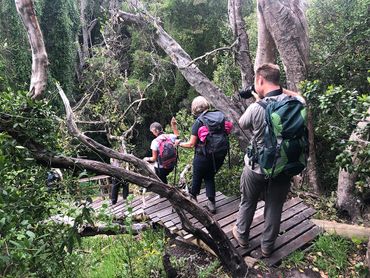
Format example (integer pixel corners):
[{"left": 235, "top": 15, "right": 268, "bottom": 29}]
[
  {"left": 239, "top": 104, "right": 255, "bottom": 130},
  {"left": 169, "top": 134, "right": 177, "bottom": 142},
  {"left": 191, "top": 120, "right": 202, "bottom": 136},
  {"left": 150, "top": 139, "right": 159, "bottom": 151},
  {"left": 239, "top": 103, "right": 265, "bottom": 131}
]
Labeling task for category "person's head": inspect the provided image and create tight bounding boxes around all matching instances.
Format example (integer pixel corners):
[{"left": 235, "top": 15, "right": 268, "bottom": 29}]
[
  {"left": 254, "top": 63, "right": 281, "bottom": 97},
  {"left": 191, "top": 96, "right": 210, "bottom": 117},
  {"left": 149, "top": 122, "right": 163, "bottom": 137}
]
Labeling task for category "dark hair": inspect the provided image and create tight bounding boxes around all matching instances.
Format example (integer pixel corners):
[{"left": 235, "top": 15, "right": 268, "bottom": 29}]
[
  {"left": 149, "top": 122, "right": 163, "bottom": 133},
  {"left": 255, "top": 63, "right": 280, "bottom": 85}
]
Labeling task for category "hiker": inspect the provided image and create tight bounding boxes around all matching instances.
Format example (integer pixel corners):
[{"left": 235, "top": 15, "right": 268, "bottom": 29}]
[
  {"left": 110, "top": 157, "right": 129, "bottom": 205},
  {"left": 178, "top": 96, "right": 232, "bottom": 214},
  {"left": 232, "top": 63, "right": 307, "bottom": 257},
  {"left": 143, "top": 117, "right": 179, "bottom": 184}
]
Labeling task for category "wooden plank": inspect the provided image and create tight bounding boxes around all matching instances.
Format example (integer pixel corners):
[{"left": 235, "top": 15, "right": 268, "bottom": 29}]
[
  {"left": 226, "top": 197, "right": 304, "bottom": 240},
  {"left": 171, "top": 195, "right": 238, "bottom": 232},
  {"left": 251, "top": 219, "right": 316, "bottom": 259},
  {"left": 246, "top": 203, "right": 311, "bottom": 240},
  {"left": 164, "top": 194, "right": 227, "bottom": 231},
  {"left": 235, "top": 206, "right": 315, "bottom": 256},
  {"left": 152, "top": 192, "right": 224, "bottom": 223},
  {"left": 146, "top": 199, "right": 172, "bottom": 216},
  {"left": 184, "top": 200, "right": 267, "bottom": 242},
  {"left": 159, "top": 192, "right": 227, "bottom": 224},
  {"left": 141, "top": 189, "right": 207, "bottom": 215},
  {"left": 264, "top": 225, "right": 321, "bottom": 266},
  {"left": 153, "top": 191, "right": 222, "bottom": 220},
  {"left": 112, "top": 193, "right": 157, "bottom": 217}
]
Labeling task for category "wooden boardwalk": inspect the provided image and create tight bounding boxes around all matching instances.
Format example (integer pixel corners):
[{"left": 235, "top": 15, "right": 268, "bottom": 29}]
[{"left": 91, "top": 188, "right": 321, "bottom": 266}]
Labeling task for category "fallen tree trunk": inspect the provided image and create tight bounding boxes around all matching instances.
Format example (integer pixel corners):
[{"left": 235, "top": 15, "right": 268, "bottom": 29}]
[
  {"left": 311, "top": 219, "right": 370, "bottom": 241},
  {"left": 49, "top": 215, "right": 151, "bottom": 237}
]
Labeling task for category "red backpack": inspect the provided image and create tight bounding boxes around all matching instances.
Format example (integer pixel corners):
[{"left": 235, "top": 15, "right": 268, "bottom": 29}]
[{"left": 157, "top": 135, "right": 177, "bottom": 170}]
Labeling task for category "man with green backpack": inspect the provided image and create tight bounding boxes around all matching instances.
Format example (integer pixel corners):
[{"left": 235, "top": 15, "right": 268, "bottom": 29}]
[{"left": 232, "top": 63, "right": 308, "bottom": 257}]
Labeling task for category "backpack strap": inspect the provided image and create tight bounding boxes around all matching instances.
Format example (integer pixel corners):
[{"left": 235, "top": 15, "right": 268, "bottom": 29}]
[
  {"left": 257, "top": 100, "right": 268, "bottom": 109},
  {"left": 257, "top": 88, "right": 283, "bottom": 109}
]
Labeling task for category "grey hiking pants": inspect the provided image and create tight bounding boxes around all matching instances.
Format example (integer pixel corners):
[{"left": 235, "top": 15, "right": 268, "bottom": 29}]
[{"left": 235, "top": 166, "right": 291, "bottom": 252}]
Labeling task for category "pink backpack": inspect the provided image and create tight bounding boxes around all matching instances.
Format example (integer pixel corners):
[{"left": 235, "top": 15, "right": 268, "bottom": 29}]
[{"left": 157, "top": 135, "right": 177, "bottom": 169}]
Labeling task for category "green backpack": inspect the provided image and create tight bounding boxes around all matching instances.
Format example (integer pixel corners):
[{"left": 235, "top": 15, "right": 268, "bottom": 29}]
[{"left": 256, "top": 95, "right": 308, "bottom": 178}]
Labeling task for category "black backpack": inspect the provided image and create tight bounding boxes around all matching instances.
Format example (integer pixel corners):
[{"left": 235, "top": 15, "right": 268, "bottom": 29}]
[{"left": 197, "top": 111, "right": 229, "bottom": 156}]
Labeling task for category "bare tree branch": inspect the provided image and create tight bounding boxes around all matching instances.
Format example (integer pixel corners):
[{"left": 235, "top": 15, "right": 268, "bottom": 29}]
[
  {"left": 56, "top": 82, "right": 158, "bottom": 179},
  {"left": 180, "top": 40, "right": 238, "bottom": 69}
]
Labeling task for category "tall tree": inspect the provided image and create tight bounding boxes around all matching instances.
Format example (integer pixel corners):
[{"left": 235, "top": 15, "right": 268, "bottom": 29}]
[
  {"left": 337, "top": 107, "right": 370, "bottom": 220},
  {"left": 228, "top": 0, "right": 254, "bottom": 88},
  {"left": 14, "top": 0, "right": 48, "bottom": 99}
]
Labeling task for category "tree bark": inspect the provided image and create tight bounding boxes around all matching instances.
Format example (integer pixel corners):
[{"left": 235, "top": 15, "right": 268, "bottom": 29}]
[
  {"left": 257, "top": 0, "right": 308, "bottom": 91},
  {"left": 15, "top": 0, "right": 48, "bottom": 99},
  {"left": 116, "top": 9, "right": 250, "bottom": 149},
  {"left": 336, "top": 107, "right": 370, "bottom": 220},
  {"left": 228, "top": 0, "right": 254, "bottom": 88},
  {"left": 254, "top": 0, "right": 277, "bottom": 69},
  {"left": 306, "top": 106, "right": 321, "bottom": 193},
  {"left": 78, "top": 0, "right": 90, "bottom": 70}
]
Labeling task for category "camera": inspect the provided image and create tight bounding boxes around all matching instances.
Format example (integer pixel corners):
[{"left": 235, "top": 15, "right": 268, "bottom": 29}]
[{"left": 239, "top": 85, "right": 255, "bottom": 99}]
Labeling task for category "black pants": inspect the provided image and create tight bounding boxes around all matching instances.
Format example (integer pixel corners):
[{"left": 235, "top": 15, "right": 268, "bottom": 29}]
[
  {"left": 191, "top": 152, "right": 226, "bottom": 199},
  {"left": 111, "top": 178, "right": 129, "bottom": 204},
  {"left": 155, "top": 167, "right": 173, "bottom": 184}
]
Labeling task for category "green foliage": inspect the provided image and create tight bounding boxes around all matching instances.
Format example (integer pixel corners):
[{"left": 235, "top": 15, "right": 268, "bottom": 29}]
[
  {"left": 197, "top": 260, "right": 221, "bottom": 278},
  {"left": 0, "top": 89, "right": 97, "bottom": 277},
  {"left": 302, "top": 80, "right": 370, "bottom": 192},
  {"left": 71, "top": 198, "right": 166, "bottom": 278},
  {"left": 40, "top": 0, "right": 80, "bottom": 97},
  {"left": 281, "top": 234, "right": 369, "bottom": 277},
  {"left": 308, "top": 0, "right": 370, "bottom": 91},
  {"left": 0, "top": 0, "right": 31, "bottom": 91},
  {"left": 281, "top": 250, "right": 305, "bottom": 269},
  {"left": 312, "top": 234, "right": 352, "bottom": 277},
  {"left": 213, "top": 53, "right": 242, "bottom": 96},
  {"left": 0, "top": 90, "right": 60, "bottom": 150}
]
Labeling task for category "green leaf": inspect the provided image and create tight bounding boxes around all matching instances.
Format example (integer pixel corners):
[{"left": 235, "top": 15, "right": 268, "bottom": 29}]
[{"left": 26, "top": 230, "right": 36, "bottom": 241}]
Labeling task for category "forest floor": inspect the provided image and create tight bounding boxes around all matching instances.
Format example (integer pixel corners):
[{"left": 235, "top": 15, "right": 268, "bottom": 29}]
[
  {"left": 163, "top": 190, "right": 370, "bottom": 278},
  {"left": 165, "top": 231, "right": 368, "bottom": 278}
]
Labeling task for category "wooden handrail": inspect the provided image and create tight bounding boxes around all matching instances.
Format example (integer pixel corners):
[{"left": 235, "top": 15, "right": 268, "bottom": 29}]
[{"left": 79, "top": 175, "right": 111, "bottom": 183}]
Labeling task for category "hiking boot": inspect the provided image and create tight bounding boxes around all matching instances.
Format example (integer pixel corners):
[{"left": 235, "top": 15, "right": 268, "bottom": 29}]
[
  {"left": 206, "top": 200, "right": 216, "bottom": 214},
  {"left": 232, "top": 226, "right": 248, "bottom": 248},
  {"left": 189, "top": 194, "right": 197, "bottom": 203},
  {"left": 261, "top": 248, "right": 273, "bottom": 258}
]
